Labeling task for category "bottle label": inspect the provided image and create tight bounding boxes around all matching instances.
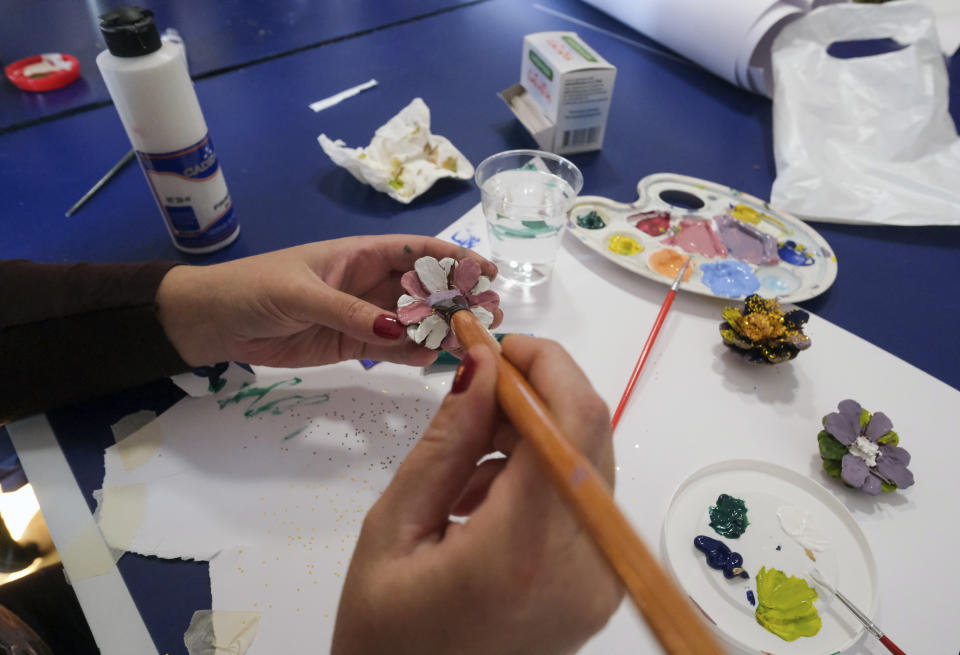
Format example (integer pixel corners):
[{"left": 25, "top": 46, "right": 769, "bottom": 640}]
[{"left": 137, "top": 133, "right": 238, "bottom": 250}]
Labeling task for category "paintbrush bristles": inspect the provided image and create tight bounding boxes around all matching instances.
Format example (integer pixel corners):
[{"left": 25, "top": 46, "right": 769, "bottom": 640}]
[{"left": 449, "top": 310, "right": 726, "bottom": 655}]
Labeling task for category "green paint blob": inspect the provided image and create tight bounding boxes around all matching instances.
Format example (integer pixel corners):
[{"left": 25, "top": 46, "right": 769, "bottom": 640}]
[
  {"left": 754, "top": 566, "right": 822, "bottom": 641},
  {"left": 217, "top": 378, "right": 330, "bottom": 418},
  {"left": 708, "top": 493, "right": 750, "bottom": 538},
  {"left": 576, "top": 210, "right": 606, "bottom": 229}
]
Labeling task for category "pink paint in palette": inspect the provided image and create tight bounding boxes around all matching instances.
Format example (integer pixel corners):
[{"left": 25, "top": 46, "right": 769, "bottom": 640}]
[{"left": 567, "top": 173, "right": 838, "bottom": 302}]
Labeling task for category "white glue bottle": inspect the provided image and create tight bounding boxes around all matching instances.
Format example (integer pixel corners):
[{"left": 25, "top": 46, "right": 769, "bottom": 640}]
[{"left": 96, "top": 7, "right": 239, "bottom": 253}]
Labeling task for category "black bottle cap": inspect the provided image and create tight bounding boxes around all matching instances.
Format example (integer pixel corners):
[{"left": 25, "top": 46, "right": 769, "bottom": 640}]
[{"left": 100, "top": 7, "right": 162, "bottom": 57}]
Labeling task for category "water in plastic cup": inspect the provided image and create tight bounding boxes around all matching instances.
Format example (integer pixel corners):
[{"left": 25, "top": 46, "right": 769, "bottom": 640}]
[{"left": 475, "top": 150, "right": 583, "bottom": 286}]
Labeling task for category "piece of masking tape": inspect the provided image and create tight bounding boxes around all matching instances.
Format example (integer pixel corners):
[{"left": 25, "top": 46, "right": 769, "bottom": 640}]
[
  {"left": 184, "top": 610, "right": 263, "bottom": 655},
  {"left": 92, "top": 489, "right": 125, "bottom": 565},
  {"left": 110, "top": 410, "right": 157, "bottom": 443},
  {"left": 115, "top": 419, "right": 164, "bottom": 471},
  {"left": 96, "top": 484, "right": 147, "bottom": 552},
  {"left": 58, "top": 518, "right": 117, "bottom": 583}
]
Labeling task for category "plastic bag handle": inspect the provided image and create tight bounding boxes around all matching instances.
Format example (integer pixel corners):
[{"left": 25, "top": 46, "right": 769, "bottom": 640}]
[{"left": 781, "top": 2, "right": 937, "bottom": 47}]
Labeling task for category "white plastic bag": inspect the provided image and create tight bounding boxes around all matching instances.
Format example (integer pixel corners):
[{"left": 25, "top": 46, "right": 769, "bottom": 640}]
[{"left": 770, "top": 2, "right": 960, "bottom": 226}]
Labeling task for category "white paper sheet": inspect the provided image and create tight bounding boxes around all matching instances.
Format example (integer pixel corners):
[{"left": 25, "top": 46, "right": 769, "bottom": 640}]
[
  {"left": 100, "top": 205, "right": 960, "bottom": 653},
  {"left": 580, "top": 0, "right": 842, "bottom": 95}
]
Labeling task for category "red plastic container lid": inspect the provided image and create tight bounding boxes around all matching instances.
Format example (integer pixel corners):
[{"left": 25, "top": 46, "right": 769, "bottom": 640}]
[{"left": 5, "top": 53, "right": 80, "bottom": 92}]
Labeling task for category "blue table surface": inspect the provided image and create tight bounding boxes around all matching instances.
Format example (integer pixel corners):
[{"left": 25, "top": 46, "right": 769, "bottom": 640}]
[
  {"left": 2, "top": 0, "right": 959, "bottom": 652},
  {"left": 0, "top": 0, "right": 476, "bottom": 133}
]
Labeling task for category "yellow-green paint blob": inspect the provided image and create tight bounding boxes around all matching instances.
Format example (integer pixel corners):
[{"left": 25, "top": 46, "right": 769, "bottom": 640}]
[
  {"left": 754, "top": 567, "right": 822, "bottom": 641},
  {"left": 608, "top": 234, "right": 643, "bottom": 256}
]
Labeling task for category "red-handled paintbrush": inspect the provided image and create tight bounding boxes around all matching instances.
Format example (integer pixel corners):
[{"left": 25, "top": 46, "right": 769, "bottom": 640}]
[
  {"left": 809, "top": 567, "right": 907, "bottom": 655},
  {"left": 610, "top": 259, "right": 689, "bottom": 431}
]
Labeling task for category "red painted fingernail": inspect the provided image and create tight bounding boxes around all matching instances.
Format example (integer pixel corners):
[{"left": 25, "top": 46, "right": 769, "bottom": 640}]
[
  {"left": 373, "top": 314, "right": 404, "bottom": 339},
  {"left": 451, "top": 352, "right": 476, "bottom": 394}
]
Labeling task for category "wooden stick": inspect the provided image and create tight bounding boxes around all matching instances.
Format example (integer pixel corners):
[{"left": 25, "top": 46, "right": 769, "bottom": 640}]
[{"left": 450, "top": 310, "right": 726, "bottom": 655}]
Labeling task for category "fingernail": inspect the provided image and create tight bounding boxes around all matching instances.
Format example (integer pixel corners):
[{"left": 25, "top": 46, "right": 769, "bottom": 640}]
[
  {"left": 451, "top": 352, "right": 476, "bottom": 394},
  {"left": 373, "top": 314, "right": 404, "bottom": 339}
]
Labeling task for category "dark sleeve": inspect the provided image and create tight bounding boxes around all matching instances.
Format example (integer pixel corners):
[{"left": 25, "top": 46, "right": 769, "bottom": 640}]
[{"left": 0, "top": 260, "right": 192, "bottom": 425}]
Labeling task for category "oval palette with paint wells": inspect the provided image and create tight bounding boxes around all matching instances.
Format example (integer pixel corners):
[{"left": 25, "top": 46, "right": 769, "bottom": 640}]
[
  {"left": 566, "top": 173, "right": 838, "bottom": 302},
  {"left": 662, "top": 460, "right": 878, "bottom": 655}
]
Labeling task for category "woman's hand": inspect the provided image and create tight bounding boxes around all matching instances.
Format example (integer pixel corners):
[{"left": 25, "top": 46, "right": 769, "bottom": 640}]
[
  {"left": 332, "top": 336, "right": 623, "bottom": 655},
  {"left": 156, "top": 235, "right": 499, "bottom": 368}
]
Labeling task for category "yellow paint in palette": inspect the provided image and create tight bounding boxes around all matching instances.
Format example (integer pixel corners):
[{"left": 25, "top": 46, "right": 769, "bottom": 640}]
[
  {"left": 754, "top": 566, "right": 822, "bottom": 641},
  {"left": 608, "top": 234, "right": 643, "bottom": 256},
  {"left": 731, "top": 203, "right": 762, "bottom": 225},
  {"left": 730, "top": 203, "right": 788, "bottom": 234}
]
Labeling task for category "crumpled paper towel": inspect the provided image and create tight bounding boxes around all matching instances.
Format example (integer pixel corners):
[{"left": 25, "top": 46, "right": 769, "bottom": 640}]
[
  {"left": 318, "top": 98, "right": 473, "bottom": 203},
  {"left": 770, "top": 2, "right": 960, "bottom": 226}
]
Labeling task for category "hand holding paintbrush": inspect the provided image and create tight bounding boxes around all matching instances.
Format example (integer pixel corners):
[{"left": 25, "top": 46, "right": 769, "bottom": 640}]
[
  {"left": 445, "top": 306, "right": 726, "bottom": 654},
  {"left": 335, "top": 333, "right": 623, "bottom": 653}
]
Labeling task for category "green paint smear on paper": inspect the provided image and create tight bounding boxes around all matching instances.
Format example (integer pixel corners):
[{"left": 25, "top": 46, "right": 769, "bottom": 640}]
[
  {"left": 217, "top": 378, "right": 330, "bottom": 418},
  {"left": 283, "top": 427, "right": 306, "bottom": 441},
  {"left": 708, "top": 493, "right": 750, "bottom": 538},
  {"left": 754, "top": 566, "right": 822, "bottom": 641}
]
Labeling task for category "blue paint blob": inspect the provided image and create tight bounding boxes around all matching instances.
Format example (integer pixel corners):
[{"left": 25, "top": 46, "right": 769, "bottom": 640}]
[
  {"left": 760, "top": 270, "right": 801, "bottom": 296},
  {"left": 693, "top": 535, "right": 749, "bottom": 579},
  {"left": 700, "top": 261, "right": 760, "bottom": 298},
  {"left": 747, "top": 589, "right": 756, "bottom": 606},
  {"left": 778, "top": 240, "right": 815, "bottom": 266}
]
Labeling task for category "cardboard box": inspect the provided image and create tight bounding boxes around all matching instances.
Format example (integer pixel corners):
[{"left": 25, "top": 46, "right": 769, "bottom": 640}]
[{"left": 500, "top": 32, "right": 616, "bottom": 155}]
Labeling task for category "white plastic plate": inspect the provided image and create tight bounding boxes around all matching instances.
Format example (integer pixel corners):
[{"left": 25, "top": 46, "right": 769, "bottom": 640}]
[{"left": 662, "top": 459, "right": 878, "bottom": 654}]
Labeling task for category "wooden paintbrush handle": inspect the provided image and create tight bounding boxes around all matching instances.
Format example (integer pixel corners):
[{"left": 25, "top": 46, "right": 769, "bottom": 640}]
[{"left": 450, "top": 311, "right": 726, "bottom": 655}]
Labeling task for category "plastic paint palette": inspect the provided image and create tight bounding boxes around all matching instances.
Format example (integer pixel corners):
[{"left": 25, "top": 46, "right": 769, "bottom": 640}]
[
  {"left": 662, "top": 460, "right": 878, "bottom": 654},
  {"left": 567, "top": 174, "right": 838, "bottom": 302}
]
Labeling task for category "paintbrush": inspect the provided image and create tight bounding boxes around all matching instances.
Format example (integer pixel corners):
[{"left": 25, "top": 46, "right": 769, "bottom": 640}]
[
  {"left": 809, "top": 567, "right": 906, "bottom": 655},
  {"left": 65, "top": 149, "right": 136, "bottom": 217},
  {"left": 610, "top": 259, "right": 689, "bottom": 431},
  {"left": 441, "top": 304, "right": 726, "bottom": 655}
]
